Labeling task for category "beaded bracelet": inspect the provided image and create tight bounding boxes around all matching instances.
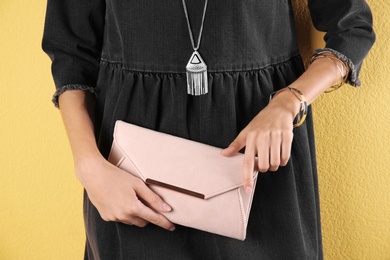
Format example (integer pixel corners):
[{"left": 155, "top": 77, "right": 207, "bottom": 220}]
[
  {"left": 310, "top": 51, "right": 349, "bottom": 93},
  {"left": 269, "top": 87, "right": 308, "bottom": 128}
]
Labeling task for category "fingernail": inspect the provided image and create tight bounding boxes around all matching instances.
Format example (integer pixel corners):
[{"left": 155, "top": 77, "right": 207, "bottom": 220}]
[
  {"left": 245, "top": 186, "right": 253, "bottom": 194},
  {"left": 162, "top": 203, "right": 172, "bottom": 211},
  {"left": 169, "top": 226, "right": 176, "bottom": 231}
]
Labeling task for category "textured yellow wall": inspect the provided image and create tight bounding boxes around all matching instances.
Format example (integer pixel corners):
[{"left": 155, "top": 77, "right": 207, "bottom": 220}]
[
  {"left": 0, "top": 1, "right": 388, "bottom": 259},
  {"left": 292, "top": 1, "right": 390, "bottom": 259}
]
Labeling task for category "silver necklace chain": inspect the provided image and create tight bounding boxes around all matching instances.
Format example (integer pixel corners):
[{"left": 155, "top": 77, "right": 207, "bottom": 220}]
[{"left": 181, "top": 0, "right": 209, "bottom": 51}]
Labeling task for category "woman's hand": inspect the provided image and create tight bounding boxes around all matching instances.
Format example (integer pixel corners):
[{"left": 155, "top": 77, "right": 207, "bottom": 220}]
[
  {"left": 220, "top": 53, "right": 347, "bottom": 193},
  {"left": 76, "top": 155, "right": 176, "bottom": 231},
  {"left": 221, "top": 89, "right": 300, "bottom": 193},
  {"left": 57, "top": 90, "right": 175, "bottom": 231}
]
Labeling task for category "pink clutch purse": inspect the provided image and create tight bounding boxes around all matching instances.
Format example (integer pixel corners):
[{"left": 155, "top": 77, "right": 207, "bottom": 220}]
[{"left": 108, "top": 120, "right": 258, "bottom": 240}]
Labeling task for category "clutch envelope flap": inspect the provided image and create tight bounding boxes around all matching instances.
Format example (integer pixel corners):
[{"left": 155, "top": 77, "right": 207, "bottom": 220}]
[{"left": 112, "top": 121, "right": 257, "bottom": 200}]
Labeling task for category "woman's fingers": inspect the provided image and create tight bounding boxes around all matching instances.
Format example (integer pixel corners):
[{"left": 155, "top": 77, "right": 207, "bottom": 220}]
[
  {"left": 119, "top": 215, "right": 147, "bottom": 227},
  {"left": 108, "top": 199, "right": 175, "bottom": 231},
  {"left": 133, "top": 200, "right": 176, "bottom": 231},
  {"left": 133, "top": 179, "right": 175, "bottom": 231},
  {"left": 241, "top": 128, "right": 293, "bottom": 183},
  {"left": 256, "top": 132, "right": 270, "bottom": 173},
  {"left": 281, "top": 131, "right": 293, "bottom": 166},
  {"left": 85, "top": 162, "right": 176, "bottom": 231},
  {"left": 221, "top": 130, "right": 247, "bottom": 157},
  {"left": 135, "top": 179, "right": 173, "bottom": 213},
  {"left": 107, "top": 187, "right": 175, "bottom": 231},
  {"left": 242, "top": 132, "right": 256, "bottom": 193},
  {"left": 269, "top": 131, "right": 281, "bottom": 172},
  {"left": 224, "top": 96, "right": 296, "bottom": 187}
]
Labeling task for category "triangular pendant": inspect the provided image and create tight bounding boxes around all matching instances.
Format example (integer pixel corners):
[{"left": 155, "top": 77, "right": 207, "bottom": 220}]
[
  {"left": 186, "top": 51, "right": 208, "bottom": 95},
  {"left": 190, "top": 54, "right": 201, "bottom": 64}
]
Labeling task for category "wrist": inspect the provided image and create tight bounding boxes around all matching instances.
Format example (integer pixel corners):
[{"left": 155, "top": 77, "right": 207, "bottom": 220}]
[
  {"left": 74, "top": 150, "right": 106, "bottom": 183},
  {"left": 269, "top": 88, "right": 301, "bottom": 119},
  {"left": 73, "top": 145, "right": 102, "bottom": 166},
  {"left": 269, "top": 86, "right": 308, "bottom": 128}
]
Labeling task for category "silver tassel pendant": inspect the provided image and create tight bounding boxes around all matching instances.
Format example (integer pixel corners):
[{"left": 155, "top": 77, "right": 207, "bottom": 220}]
[{"left": 186, "top": 51, "right": 208, "bottom": 95}]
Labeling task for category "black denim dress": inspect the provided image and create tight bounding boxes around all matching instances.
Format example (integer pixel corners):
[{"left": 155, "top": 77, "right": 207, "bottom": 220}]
[{"left": 42, "top": 0, "right": 375, "bottom": 259}]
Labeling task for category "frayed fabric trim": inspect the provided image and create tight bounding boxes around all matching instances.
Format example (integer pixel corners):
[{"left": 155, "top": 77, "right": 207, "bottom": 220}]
[
  {"left": 52, "top": 84, "right": 99, "bottom": 108},
  {"left": 314, "top": 48, "right": 360, "bottom": 87}
]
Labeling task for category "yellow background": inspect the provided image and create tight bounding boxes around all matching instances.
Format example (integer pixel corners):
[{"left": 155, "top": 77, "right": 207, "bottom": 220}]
[{"left": 0, "top": 0, "right": 388, "bottom": 259}]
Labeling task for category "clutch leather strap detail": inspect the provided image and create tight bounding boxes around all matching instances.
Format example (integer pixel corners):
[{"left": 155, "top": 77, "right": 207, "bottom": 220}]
[{"left": 145, "top": 178, "right": 205, "bottom": 199}]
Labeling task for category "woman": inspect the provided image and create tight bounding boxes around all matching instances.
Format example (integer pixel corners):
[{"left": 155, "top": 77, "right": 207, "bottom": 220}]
[{"left": 42, "top": 0, "right": 375, "bottom": 259}]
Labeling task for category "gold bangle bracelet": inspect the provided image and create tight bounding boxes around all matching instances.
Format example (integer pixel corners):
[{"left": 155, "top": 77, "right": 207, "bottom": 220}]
[
  {"left": 310, "top": 51, "right": 349, "bottom": 93},
  {"left": 269, "top": 87, "right": 308, "bottom": 128}
]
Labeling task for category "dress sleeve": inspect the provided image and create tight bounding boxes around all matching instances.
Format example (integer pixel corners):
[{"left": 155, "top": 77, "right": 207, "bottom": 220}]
[
  {"left": 42, "top": 0, "right": 106, "bottom": 107},
  {"left": 308, "top": 0, "right": 376, "bottom": 86}
]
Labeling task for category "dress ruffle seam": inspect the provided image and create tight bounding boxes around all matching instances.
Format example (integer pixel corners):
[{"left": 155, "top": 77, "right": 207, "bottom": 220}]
[{"left": 99, "top": 51, "right": 302, "bottom": 75}]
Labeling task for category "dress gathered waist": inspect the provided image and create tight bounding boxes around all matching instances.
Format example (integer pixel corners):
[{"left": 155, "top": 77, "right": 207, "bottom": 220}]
[{"left": 99, "top": 50, "right": 302, "bottom": 74}]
